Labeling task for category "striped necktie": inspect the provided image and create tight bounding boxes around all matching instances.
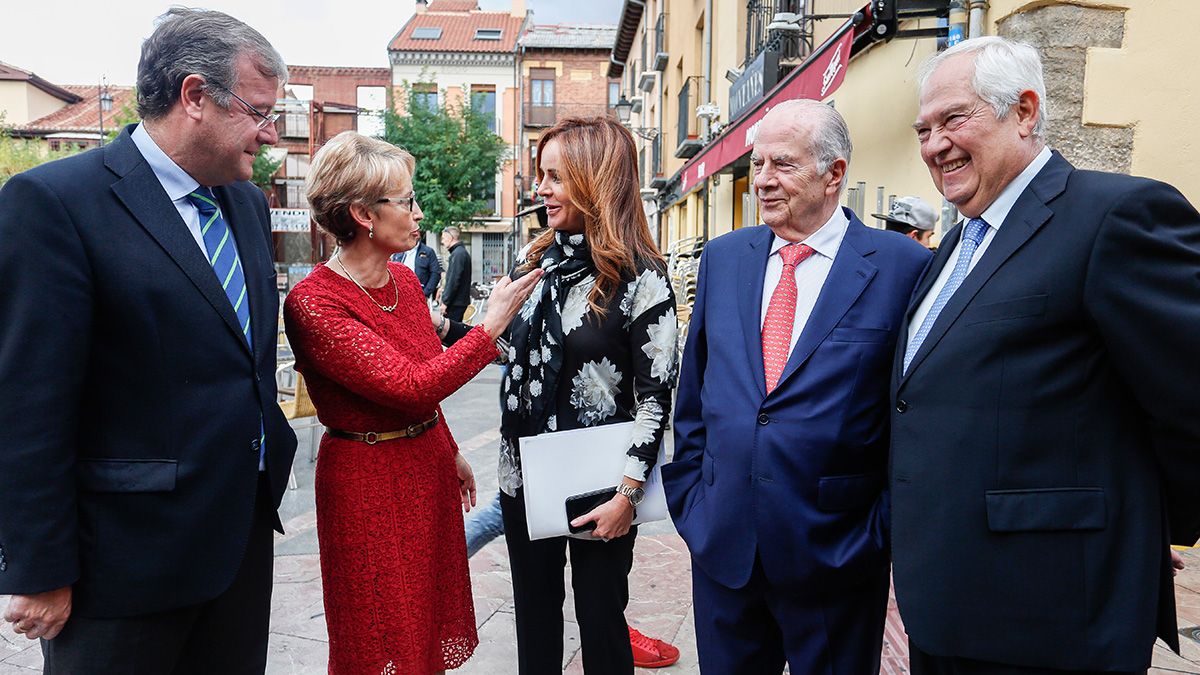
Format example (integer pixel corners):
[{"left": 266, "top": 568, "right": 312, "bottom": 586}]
[
  {"left": 903, "top": 217, "right": 989, "bottom": 374},
  {"left": 188, "top": 188, "right": 252, "bottom": 348}
]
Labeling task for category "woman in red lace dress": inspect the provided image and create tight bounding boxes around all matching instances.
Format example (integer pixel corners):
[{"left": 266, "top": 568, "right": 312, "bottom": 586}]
[{"left": 283, "top": 132, "right": 541, "bottom": 674}]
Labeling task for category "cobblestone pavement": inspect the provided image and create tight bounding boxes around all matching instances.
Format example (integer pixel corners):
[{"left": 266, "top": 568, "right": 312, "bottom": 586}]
[{"left": 3, "top": 365, "right": 1199, "bottom": 673}]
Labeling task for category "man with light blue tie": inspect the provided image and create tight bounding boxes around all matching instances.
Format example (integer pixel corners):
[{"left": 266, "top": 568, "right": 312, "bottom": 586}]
[
  {"left": 0, "top": 9, "right": 297, "bottom": 673},
  {"left": 891, "top": 36, "right": 1200, "bottom": 673}
]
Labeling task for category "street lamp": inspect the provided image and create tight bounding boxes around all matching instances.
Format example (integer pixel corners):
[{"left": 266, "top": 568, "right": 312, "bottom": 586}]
[
  {"left": 614, "top": 95, "right": 660, "bottom": 141},
  {"left": 98, "top": 78, "right": 113, "bottom": 147}
]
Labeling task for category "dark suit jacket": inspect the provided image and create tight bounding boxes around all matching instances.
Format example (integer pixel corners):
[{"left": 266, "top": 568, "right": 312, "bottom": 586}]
[
  {"left": 890, "top": 152, "right": 1200, "bottom": 671},
  {"left": 411, "top": 241, "right": 442, "bottom": 297},
  {"left": 0, "top": 127, "right": 297, "bottom": 618},
  {"left": 441, "top": 241, "right": 471, "bottom": 307},
  {"left": 663, "top": 211, "right": 930, "bottom": 594}
]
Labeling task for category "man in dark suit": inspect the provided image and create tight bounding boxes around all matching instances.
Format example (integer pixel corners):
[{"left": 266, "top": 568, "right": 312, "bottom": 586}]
[
  {"left": 392, "top": 236, "right": 441, "bottom": 300},
  {"left": 0, "top": 9, "right": 298, "bottom": 673},
  {"left": 892, "top": 36, "right": 1200, "bottom": 673},
  {"left": 440, "top": 225, "right": 472, "bottom": 321},
  {"left": 662, "top": 99, "right": 930, "bottom": 673}
]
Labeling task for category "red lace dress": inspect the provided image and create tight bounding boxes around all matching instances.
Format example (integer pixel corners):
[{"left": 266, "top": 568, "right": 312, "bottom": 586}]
[{"left": 283, "top": 262, "right": 497, "bottom": 674}]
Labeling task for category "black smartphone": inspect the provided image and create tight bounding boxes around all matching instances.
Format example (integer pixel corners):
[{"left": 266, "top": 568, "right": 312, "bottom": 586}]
[{"left": 565, "top": 486, "right": 620, "bottom": 534}]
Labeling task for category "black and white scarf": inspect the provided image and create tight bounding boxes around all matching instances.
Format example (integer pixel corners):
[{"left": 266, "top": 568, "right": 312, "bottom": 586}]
[{"left": 500, "top": 231, "right": 593, "bottom": 439}]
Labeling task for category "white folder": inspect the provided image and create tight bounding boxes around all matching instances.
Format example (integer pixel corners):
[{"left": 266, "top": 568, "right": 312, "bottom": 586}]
[{"left": 519, "top": 421, "right": 669, "bottom": 541}]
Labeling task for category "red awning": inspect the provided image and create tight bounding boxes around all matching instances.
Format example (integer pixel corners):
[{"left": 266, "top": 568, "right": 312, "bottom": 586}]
[{"left": 677, "top": 15, "right": 862, "bottom": 196}]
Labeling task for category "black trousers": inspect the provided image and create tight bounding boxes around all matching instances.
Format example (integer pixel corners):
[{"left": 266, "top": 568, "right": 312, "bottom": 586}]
[
  {"left": 42, "top": 473, "right": 276, "bottom": 675},
  {"left": 444, "top": 304, "right": 468, "bottom": 322},
  {"left": 500, "top": 489, "right": 636, "bottom": 675},
  {"left": 909, "top": 641, "right": 1147, "bottom": 675}
]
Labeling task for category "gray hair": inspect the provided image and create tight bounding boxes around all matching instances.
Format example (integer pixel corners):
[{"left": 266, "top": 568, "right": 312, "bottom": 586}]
[
  {"left": 771, "top": 98, "right": 853, "bottom": 191},
  {"left": 443, "top": 226, "right": 462, "bottom": 241},
  {"left": 137, "top": 7, "right": 288, "bottom": 120},
  {"left": 918, "top": 36, "right": 1048, "bottom": 140}
]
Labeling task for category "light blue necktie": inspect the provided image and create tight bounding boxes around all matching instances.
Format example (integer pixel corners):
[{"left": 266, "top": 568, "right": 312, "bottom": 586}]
[
  {"left": 903, "top": 217, "right": 989, "bottom": 374},
  {"left": 188, "top": 188, "right": 266, "bottom": 465}
]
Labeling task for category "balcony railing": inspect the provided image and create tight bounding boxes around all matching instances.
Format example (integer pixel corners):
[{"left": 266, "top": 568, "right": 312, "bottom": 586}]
[
  {"left": 524, "top": 102, "right": 613, "bottom": 128},
  {"left": 652, "top": 13, "right": 668, "bottom": 71},
  {"left": 676, "top": 76, "right": 703, "bottom": 159}
]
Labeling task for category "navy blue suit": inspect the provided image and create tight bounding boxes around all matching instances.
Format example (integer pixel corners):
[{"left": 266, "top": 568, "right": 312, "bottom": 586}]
[
  {"left": 663, "top": 210, "right": 929, "bottom": 672},
  {"left": 0, "top": 127, "right": 297, "bottom": 630},
  {"left": 394, "top": 241, "right": 441, "bottom": 298},
  {"left": 891, "top": 151, "right": 1200, "bottom": 672}
]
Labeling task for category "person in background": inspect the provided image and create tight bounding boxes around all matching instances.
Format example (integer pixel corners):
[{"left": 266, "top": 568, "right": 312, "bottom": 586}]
[
  {"left": 440, "top": 226, "right": 472, "bottom": 321},
  {"left": 392, "top": 233, "right": 441, "bottom": 301},
  {"left": 0, "top": 9, "right": 297, "bottom": 672},
  {"left": 874, "top": 195, "right": 938, "bottom": 249},
  {"left": 892, "top": 36, "right": 1199, "bottom": 673},
  {"left": 284, "top": 131, "right": 540, "bottom": 674}
]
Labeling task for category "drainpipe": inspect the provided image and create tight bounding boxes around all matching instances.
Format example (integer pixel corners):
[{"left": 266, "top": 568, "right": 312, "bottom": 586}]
[
  {"left": 701, "top": 0, "right": 713, "bottom": 139},
  {"left": 968, "top": 0, "right": 989, "bottom": 38}
]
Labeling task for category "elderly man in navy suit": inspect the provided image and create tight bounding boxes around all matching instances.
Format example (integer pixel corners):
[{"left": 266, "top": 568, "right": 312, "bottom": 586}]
[
  {"left": 892, "top": 36, "right": 1200, "bottom": 673},
  {"left": 0, "top": 9, "right": 297, "bottom": 673},
  {"left": 663, "top": 99, "right": 930, "bottom": 673}
]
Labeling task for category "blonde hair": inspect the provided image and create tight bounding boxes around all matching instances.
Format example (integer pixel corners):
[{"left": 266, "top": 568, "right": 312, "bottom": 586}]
[
  {"left": 305, "top": 131, "right": 416, "bottom": 243},
  {"left": 526, "top": 116, "right": 663, "bottom": 315}
]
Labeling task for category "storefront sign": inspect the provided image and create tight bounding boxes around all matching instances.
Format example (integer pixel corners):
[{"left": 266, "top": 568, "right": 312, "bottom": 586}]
[
  {"left": 679, "top": 26, "right": 855, "bottom": 195},
  {"left": 728, "top": 49, "right": 780, "bottom": 121},
  {"left": 271, "top": 208, "right": 312, "bottom": 233}
]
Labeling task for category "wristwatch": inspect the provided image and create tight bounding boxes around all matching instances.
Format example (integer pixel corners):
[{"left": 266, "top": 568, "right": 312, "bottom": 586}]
[{"left": 616, "top": 483, "right": 645, "bottom": 508}]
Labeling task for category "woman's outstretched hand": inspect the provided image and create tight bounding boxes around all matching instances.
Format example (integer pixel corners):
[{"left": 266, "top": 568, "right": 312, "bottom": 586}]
[
  {"left": 482, "top": 270, "right": 544, "bottom": 339},
  {"left": 455, "top": 452, "right": 476, "bottom": 513}
]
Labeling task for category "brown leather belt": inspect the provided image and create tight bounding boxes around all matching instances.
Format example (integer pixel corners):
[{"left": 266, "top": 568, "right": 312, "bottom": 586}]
[{"left": 326, "top": 411, "right": 440, "bottom": 445}]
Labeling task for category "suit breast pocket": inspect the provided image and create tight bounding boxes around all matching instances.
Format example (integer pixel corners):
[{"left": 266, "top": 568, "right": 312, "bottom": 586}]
[
  {"left": 962, "top": 294, "right": 1047, "bottom": 326},
  {"left": 77, "top": 459, "right": 178, "bottom": 493}
]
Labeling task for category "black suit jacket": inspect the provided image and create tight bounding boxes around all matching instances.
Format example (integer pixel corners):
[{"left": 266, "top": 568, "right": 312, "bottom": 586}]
[
  {"left": 0, "top": 127, "right": 297, "bottom": 618},
  {"left": 890, "top": 151, "right": 1200, "bottom": 671},
  {"left": 411, "top": 241, "right": 442, "bottom": 297},
  {"left": 441, "top": 241, "right": 471, "bottom": 307}
]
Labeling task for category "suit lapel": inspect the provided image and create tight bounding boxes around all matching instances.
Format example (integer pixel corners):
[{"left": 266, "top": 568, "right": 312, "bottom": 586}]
[
  {"left": 900, "top": 152, "right": 1071, "bottom": 383},
  {"left": 739, "top": 226, "right": 773, "bottom": 398},
  {"left": 105, "top": 131, "right": 253, "bottom": 358},
  {"left": 772, "top": 213, "right": 877, "bottom": 394}
]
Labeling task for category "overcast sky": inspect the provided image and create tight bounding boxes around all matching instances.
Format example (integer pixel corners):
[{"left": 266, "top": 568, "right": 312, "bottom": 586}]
[{"left": 5, "top": 0, "right": 623, "bottom": 86}]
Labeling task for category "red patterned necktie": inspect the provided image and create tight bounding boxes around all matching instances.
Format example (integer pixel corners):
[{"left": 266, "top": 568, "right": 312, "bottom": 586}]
[{"left": 762, "top": 243, "right": 815, "bottom": 393}]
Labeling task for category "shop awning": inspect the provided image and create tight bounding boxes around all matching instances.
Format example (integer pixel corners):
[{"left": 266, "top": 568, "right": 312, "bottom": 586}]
[{"left": 676, "top": 13, "right": 866, "bottom": 197}]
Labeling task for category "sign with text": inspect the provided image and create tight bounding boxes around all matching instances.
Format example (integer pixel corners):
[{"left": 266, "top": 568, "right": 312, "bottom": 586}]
[
  {"left": 271, "top": 208, "right": 312, "bottom": 233},
  {"left": 728, "top": 49, "right": 780, "bottom": 121}
]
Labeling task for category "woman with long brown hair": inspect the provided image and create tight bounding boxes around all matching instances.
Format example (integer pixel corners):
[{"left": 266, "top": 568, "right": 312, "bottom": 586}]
[{"left": 498, "top": 116, "right": 678, "bottom": 674}]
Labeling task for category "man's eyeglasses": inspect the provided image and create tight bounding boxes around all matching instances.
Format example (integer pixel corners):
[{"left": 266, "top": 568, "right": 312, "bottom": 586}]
[
  {"left": 211, "top": 85, "right": 279, "bottom": 130},
  {"left": 377, "top": 195, "right": 419, "bottom": 211}
]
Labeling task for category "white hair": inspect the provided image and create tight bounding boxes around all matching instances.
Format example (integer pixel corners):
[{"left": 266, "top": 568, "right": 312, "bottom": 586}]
[
  {"left": 918, "top": 36, "right": 1048, "bottom": 140},
  {"left": 770, "top": 98, "right": 853, "bottom": 190}
]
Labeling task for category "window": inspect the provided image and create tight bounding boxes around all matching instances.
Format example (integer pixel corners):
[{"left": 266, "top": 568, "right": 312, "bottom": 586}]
[
  {"left": 410, "top": 83, "right": 437, "bottom": 113},
  {"left": 285, "top": 183, "right": 308, "bottom": 208},
  {"left": 474, "top": 28, "right": 503, "bottom": 40},
  {"left": 608, "top": 82, "right": 620, "bottom": 108},
  {"left": 530, "top": 69, "right": 555, "bottom": 107},
  {"left": 356, "top": 86, "right": 386, "bottom": 137},
  {"left": 282, "top": 84, "right": 311, "bottom": 138},
  {"left": 470, "top": 85, "right": 497, "bottom": 132},
  {"left": 285, "top": 154, "right": 310, "bottom": 178},
  {"left": 412, "top": 27, "right": 443, "bottom": 40}
]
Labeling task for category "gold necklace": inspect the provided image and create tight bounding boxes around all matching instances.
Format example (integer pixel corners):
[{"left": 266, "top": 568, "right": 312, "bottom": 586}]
[{"left": 334, "top": 249, "right": 399, "bottom": 312}]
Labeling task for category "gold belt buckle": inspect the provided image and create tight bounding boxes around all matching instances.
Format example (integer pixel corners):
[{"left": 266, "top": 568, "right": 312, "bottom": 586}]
[
  {"left": 406, "top": 422, "right": 423, "bottom": 437},
  {"left": 364, "top": 431, "right": 379, "bottom": 445}
]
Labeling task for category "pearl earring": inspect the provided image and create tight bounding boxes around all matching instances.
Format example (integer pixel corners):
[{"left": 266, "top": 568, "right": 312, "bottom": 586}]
[{"left": 368, "top": 228, "right": 374, "bottom": 239}]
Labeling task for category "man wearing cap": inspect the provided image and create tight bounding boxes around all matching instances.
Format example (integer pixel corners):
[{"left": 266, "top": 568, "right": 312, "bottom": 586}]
[{"left": 874, "top": 195, "right": 938, "bottom": 249}]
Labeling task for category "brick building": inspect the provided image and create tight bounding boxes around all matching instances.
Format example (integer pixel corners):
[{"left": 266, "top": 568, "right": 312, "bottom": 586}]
[{"left": 516, "top": 23, "right": 620, "bottom": 231}]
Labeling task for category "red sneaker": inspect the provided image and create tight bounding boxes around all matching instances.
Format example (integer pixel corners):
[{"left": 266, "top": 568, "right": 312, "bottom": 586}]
[{"left": 629, "top": 625, "right": 680, "bottom": 668}]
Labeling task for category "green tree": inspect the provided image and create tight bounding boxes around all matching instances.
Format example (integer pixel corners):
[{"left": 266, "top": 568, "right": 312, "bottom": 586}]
[
  {"left": 384, "top": 85, "right": 506, "bottom": 233},
  {"left": 251, "top": 145, "right": 282, "bottom": 192},
  {"left": 0, "top": 113, "right": 82, "bottom": 188}
]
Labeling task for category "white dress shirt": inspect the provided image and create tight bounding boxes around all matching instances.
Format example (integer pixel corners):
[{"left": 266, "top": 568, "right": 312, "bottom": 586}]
[
  {"left": 760, "top": 206, "right": 850, "bottom": 355},
  {"left": 906, "top": 146, "right": 1053, "bottom": 344},
  {"left": 130, "top": 124, "right": 209, "bottom": 256}
]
